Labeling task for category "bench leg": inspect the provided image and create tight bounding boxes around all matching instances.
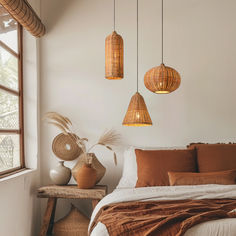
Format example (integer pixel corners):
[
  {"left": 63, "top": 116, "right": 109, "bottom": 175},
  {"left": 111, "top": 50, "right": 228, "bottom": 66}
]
[
  {"left": 39, "top": 197, "right": 57, "bottom": 236},
  {"left": 92, "top": 199, "right": 99, "bottom": 210}
]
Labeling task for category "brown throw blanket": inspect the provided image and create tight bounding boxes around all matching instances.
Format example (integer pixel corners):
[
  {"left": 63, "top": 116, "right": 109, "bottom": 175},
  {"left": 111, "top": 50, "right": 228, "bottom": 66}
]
[{"left": 90, "top": 199, "right": 236, "bottom": 236}]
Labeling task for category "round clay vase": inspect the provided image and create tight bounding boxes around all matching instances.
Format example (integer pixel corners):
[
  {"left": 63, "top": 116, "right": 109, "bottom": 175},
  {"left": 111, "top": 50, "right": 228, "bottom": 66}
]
[
  {"left": 76, "top": 163, "right": 97, "bottom": 189},
  {"left": 72, "top": 153, "right": 106, "bottom": 184},
  {"left": 50, "top": 161, "right": 71, "bottom": 185}
]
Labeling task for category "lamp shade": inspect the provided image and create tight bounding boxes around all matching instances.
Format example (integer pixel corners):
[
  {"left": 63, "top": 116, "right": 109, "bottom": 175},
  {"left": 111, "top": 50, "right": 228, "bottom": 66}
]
[
  {"left": 144, "top": 63, "right": 181, "bottom": 94},
  {"left": 105, "top": 31, "right": 124, "bottom": 80},
  {"left": 123, "top": 92, "right": 152, "bottom": 126}
]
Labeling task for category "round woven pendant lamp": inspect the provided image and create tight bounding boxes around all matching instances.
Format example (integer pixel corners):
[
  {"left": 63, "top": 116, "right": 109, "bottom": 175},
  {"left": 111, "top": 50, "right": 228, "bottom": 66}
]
[
  {"left": 123, "top": 0, "right": 152, "bottom": 127},
  {"left": 144, "top": 0, "right": 181, "bottom": 94},
  {"left": 144, "top": 63, "right": 181, "bottom": 94},
  {"left": 105, "top": 0, "right": 124, "bottom": 80},
  {"left": 123, "top": 92, "right": 152, "bottom": 126}
]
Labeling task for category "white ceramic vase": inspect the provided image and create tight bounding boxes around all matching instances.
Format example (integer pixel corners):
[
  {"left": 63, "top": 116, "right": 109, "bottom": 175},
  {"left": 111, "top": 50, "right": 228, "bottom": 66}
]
[{"left": 50, "top": 161, "right": 71, "bottom": 185}]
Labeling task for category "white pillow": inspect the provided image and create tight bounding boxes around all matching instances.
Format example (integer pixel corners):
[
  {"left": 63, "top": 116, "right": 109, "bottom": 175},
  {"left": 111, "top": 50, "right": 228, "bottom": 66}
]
[
  {"left": 116, "top": 147, "right": 137, "bottom": 189},
  {"left": 116, "top": 146, "right": 186, "bottom": 189}
]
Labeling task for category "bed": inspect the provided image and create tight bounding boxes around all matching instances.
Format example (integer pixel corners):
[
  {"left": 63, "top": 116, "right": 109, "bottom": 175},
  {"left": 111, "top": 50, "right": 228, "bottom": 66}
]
[
  {"left": 89, "top": 145, "right": 236, "bottom": 235},
  {"left": 89, "top": 185, "right": 236, "bottom": 235}
]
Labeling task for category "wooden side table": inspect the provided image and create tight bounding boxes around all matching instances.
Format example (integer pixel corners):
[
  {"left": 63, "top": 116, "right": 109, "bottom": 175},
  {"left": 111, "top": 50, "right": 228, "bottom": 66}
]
[{"left": 37, "top": 185, "right": 107, "bottom": 236}]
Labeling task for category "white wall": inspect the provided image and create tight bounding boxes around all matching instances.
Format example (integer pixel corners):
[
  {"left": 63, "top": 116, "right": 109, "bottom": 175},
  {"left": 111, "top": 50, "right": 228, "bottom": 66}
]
[
  {"left": 0, "top": 0, "right": 41, "bottom": 235},
  {"left": 40, "top": 0, "right": 236, "bottom": 221}
]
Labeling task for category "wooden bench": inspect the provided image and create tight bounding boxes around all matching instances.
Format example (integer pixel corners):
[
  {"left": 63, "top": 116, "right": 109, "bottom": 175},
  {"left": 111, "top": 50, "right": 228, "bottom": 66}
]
[{"left": 37, "top": 185, "right": 107, "bottom": 236}]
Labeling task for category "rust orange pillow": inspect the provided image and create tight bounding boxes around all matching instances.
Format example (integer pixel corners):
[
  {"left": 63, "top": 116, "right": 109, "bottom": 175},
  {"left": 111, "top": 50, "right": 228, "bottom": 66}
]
[
  {"left": 168, "top": 169, "right": 236, "bottom": 186},
  {"left": 188, "top": 143, "right": 236, "bottom": 172},
  {"left": 135, "top": 149, "right": 197, "bottom": 187}
]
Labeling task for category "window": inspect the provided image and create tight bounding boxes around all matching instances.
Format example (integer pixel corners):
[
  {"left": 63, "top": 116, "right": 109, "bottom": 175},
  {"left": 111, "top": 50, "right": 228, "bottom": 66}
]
[{"left": 0, "top": 6, "right": 24, "bottom": 177}]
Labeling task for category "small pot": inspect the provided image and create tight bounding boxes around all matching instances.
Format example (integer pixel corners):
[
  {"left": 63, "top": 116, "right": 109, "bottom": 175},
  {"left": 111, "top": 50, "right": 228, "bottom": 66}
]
[
  {"left": 72, "top": 153, "right": 106, "bottom": 184},
  {"left": 50, "top": 161, "right": 71, "bottom": 185},
  {"left": 76, "top": 163, "right": 97, "bottom": 189}
]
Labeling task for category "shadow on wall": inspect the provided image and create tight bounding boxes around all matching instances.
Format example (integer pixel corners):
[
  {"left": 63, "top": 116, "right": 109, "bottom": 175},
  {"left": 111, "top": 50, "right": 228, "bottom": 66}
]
[{"left": 41, "top": 0, "right": 78, "bottom": 32}]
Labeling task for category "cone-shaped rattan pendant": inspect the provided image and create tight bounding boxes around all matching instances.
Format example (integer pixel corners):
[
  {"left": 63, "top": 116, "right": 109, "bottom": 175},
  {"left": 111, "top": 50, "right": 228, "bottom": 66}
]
[
  {"left": 105, "top": 31, "right": 124, "bottom": 80},
  {"left": 122, "top": 92, "right": 152, "bottom": 126},
  {"left": 123, "top": 0, "right": 152, "bottom": 126},
  {"left": 144, "top": 63, "right": 181, "bottom": 94},
  {"left": 144, "top": 0, "right": 181, "bottom": 94}
]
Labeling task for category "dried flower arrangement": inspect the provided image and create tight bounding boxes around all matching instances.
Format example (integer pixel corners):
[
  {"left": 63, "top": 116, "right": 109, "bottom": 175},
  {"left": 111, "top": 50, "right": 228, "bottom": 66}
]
[{"left": 43, "top": 112, "right": 120, "bottom": 165}]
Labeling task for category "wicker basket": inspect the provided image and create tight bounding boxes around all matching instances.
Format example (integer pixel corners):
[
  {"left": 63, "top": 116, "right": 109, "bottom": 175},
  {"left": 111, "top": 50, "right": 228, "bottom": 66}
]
[
  {"left": 54, "top": 204, "right": 89, "bottom": 236},
  {"left": 72, "top": 153, "right": 106, "bottom": 184},
  {"left": 52, "top": 133, "right": 82, "bottom": 161}
]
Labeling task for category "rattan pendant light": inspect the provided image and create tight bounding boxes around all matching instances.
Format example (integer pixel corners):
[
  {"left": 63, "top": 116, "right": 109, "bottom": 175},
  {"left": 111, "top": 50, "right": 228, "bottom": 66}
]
[
  {"left": 105, "top": 0, "right": 124, "bottom": 80},
  {"left": 144, "top": 0, "right": 181, "bottom": 94},
  {"left": 123, "top": 0, "right": 152, "bottom": 127}
]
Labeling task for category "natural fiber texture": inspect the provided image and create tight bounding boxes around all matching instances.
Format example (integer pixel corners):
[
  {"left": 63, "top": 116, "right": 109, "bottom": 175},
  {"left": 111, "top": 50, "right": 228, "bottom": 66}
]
[
  {"left": 54, "top": 204, "right": 89, "bottom": 236},
  {"left": 72, "top": 153, "right": 106, "bottom": 184},
  {"left": 0, "top": 0, "right": 45, "bottom": 37},
  {"left": 144, "top": 63, "right": 181, "bottom": 94},
  {"left": 105, "top": 31, "right": 123, "bottom": 80},
  {"left": 123, "top": 92, "right": 152, "bottom": 126},
  {"left": 52, "top": 133, "right": 82, "bottom": 161}
]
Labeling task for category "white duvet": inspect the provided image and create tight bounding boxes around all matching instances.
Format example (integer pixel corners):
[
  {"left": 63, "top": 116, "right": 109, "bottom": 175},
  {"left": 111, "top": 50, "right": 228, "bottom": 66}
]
[{"left": 89, "top": 185, "right": 236, "bottom": 236}]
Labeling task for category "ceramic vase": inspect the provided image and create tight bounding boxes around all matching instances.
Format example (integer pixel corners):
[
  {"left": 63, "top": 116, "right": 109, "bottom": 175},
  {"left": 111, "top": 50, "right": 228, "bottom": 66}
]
[
  {"left": 72, "top": 153, "right": 106, "bottom": 184},
  {"left": 50, "top": 161, "right": 71, "bottom": 185},
  {"left": 76, "top": 163, "right": 97, "bottom": 189}
]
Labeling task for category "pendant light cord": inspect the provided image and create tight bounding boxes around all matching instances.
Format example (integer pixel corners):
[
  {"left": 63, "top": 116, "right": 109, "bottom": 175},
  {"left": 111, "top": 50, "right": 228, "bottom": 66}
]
[
  {"left": 161, "top": 0, "right": 164, "bottom": 64},
  {"left": 137, "top": 0, "right": 139, "bottom": 92},
  {"left": 114, "top": 0, "right": 116, "bottom": 31}
]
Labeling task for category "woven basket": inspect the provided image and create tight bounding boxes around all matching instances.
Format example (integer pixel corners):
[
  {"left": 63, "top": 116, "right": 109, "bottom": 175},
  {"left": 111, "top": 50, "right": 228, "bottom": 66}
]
[
  {"left": 52, "top": 133, "right": 82, "bottom": 161},
  {"left": 72, "top": 153, "right": 106, "bottom": 184},
  {"left": 122, "top": 92, "right": 152, "bottom": 126},
  {"left": 105, "top": 31, "right": 124, "bottom": 80},
  {"left": 144, "top": 63, "right": 181, "bottom": 94},
  {"left": 54, "top": 204, "right": 89, "bottom": 236}
]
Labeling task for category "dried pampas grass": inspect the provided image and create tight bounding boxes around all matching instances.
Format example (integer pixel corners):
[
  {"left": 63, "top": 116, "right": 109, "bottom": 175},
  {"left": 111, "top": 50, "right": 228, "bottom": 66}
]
[
  {"left": 44, "top": 112, "right": 120, "bottom": 165},
  {"left": 89, "top": 129, "right": 121, "bottom": 165},
  {"left": 43, "top": 112, "right": 72, "bottom": 133},
  {"left": 98, "top": 129, "right": 121, "bottom": 146}
]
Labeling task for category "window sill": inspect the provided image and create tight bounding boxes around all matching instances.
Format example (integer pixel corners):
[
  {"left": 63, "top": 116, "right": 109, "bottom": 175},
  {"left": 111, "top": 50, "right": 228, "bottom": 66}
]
[{"left": 0, "top": 168, "right": 36, "bottom": 183}]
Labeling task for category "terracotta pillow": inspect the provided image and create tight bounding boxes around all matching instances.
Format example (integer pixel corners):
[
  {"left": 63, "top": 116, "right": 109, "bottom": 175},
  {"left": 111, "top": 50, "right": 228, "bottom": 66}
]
[
  {"left": 188, "top": 143, "right": 236, "bottom": 172},
  {"left": 168, "top": 169, "right": 236, "bottom": 186},
  {"left": 135, "top": 149, "right": 197, "bottom": 187}
]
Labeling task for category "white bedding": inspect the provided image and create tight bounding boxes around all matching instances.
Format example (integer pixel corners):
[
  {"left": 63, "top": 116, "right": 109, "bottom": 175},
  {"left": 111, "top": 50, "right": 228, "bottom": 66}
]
[{"left": 89, "top": 185, "right": 236, "bottom": 236}]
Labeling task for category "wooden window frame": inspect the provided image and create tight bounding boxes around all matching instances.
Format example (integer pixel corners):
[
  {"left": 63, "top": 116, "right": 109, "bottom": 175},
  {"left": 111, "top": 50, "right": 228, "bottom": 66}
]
[{"left": 0, "top": 24, "right": 25, "bottom": 178}]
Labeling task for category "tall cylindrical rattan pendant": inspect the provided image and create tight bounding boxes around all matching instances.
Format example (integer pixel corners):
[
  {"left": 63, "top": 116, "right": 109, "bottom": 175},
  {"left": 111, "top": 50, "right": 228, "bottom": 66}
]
[
  {"left": 144, "top": 63, "right": 181, "bottom": 94},
  {"left": 123, "top": 92, "right": 152, "bottom": 126},
  {"left": 105, "top": 31, "right": 124, "bottom": 80}
]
